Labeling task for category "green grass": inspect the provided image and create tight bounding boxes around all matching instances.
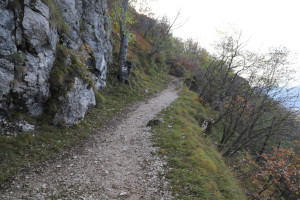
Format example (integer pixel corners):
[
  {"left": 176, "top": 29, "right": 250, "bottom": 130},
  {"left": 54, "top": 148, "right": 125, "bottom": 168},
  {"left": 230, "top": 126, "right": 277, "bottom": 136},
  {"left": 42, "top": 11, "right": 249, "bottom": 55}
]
[
  {"left": 0, "top": 59, "right": 169, "bottom": 185},
  {"left": 48, "top": 44, "right": 95, "bottom": 115},
  {"left": 152, "top": 88, "right": 247, "bottom": 200},
  {"left": 42, "top": 0, "right": 70, "bottom": 34},
  {"left": 0, "top": 21, "right": 171, "bottom": 185}
]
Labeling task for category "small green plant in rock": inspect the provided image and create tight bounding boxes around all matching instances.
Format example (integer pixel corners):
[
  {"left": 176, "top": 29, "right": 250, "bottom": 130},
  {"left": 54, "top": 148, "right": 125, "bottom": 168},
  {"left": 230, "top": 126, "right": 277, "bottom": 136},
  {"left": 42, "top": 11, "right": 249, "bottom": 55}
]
[
  {"left": 79, "top": 20, "right": 87, "bottom": 33},
  {"left": 48, "top": 44, "right": 94, "bottom": 114},
  {"left": 95, "top": 91, "right": 105, "bottom": 108},
  {"left": 42, "top": 0, "right": 70, "bottom": 34},
  {"left": 13, "top": 52, "right": 24, "bottom": 64}
]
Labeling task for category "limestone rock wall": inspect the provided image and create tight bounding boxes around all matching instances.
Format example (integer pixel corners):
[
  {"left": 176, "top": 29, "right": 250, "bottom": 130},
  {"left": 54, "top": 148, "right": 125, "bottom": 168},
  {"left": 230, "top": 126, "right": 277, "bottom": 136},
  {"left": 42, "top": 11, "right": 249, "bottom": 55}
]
[{"left": 0, "top": 0, "right": 112, "bottom": 129}]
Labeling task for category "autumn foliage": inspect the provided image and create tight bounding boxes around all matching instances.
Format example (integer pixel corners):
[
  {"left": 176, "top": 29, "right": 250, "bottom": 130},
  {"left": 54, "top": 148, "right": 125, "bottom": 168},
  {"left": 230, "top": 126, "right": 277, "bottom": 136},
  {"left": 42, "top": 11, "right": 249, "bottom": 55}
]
[
  {"left": 234, "top": 147, "right": 299, "bottom": 199},
  {"left": 226, "top": 95, "right": 254, "bottom": 120}
]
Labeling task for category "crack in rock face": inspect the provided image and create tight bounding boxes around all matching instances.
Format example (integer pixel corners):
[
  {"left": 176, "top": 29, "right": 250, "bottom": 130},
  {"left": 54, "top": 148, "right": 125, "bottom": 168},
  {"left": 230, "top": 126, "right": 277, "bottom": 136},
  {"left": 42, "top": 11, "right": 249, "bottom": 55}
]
[
  {"left": 0, "top": 80, "right": 180, "bottom": 199},
  {"left": 0, "top": 0, "right": 112, "bottom": 126}
]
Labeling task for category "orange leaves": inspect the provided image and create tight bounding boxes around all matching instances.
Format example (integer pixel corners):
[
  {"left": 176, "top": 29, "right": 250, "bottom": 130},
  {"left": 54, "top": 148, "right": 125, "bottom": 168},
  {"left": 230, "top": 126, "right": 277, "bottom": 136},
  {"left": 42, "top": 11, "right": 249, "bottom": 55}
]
[
  {"left": 174, "top": 55, "right": 197, "bottom": 71},
  {"left": 134, "top": 31, "right": 152, "bottom": 53},
  {"left": 253, "top": 147, "right": 299, "bottom": 197},
  {"left": 261, "top": 147, "right": 299, "bottom": 185},
  {"left": 194, "top": 97, "right": 200, "bottom": 102},
  {"left": 194, "top": 97, "right": 205, "bottom": 105},
  {"left": 126, "top": 31, "right": 152, "bottom": 60},
  {"left": 227, "top": 95, "right": 253, "bottom": 120},
  {"left": 234, "top": 147, "right": 299, "bottom": 199}
]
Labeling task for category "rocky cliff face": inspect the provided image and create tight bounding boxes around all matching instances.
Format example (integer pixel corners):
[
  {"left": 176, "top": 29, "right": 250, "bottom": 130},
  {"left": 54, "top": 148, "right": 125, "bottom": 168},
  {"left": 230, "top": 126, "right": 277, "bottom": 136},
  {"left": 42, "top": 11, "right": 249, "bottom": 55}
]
[{"left": 0, "top": 0, "right": 112, "bottom": 130}]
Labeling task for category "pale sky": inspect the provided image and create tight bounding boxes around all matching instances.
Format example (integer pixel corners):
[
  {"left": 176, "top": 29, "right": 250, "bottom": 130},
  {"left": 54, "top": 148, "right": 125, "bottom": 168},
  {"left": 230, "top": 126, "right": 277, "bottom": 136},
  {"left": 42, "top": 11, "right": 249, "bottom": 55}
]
[{"left": 147, "top": 0, "right": 300, "bottom": 86}]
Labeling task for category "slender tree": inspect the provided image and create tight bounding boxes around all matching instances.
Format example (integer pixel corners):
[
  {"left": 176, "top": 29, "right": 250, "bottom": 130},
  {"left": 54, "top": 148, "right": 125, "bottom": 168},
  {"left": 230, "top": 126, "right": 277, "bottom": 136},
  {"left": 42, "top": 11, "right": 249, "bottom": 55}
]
[
  {"left": 110, "top": 0, "right": 141, "bottom": 82},
  {"left": 150, "top": 10, "right": 182, "bottom": 56},
  {"left": 195, "top": 33, "right": 297, "bottom": 157},
  {"left": 110, "top": 0, "right": 153, "bottom": 82}
]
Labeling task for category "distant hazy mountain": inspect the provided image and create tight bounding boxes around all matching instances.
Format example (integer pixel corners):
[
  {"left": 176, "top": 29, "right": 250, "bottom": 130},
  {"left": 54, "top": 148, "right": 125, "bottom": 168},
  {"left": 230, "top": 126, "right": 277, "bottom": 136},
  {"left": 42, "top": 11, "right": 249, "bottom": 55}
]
[
  {"left": 290, "top": 86, "right": 300, "bottom": 108},
  {"left": 272, "top": 86, "right": 300, "bottom": 109}
]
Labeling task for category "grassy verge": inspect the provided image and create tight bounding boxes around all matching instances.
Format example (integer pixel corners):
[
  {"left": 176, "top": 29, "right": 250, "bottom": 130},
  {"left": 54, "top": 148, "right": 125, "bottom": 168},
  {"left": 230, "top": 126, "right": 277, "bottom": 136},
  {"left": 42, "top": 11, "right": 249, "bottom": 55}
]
[
  {"left": 152, "top": 88, "right": 247, "bottom": 200},
  {"left": 0, "top": 61, "right": 169, "bottom": 185}
]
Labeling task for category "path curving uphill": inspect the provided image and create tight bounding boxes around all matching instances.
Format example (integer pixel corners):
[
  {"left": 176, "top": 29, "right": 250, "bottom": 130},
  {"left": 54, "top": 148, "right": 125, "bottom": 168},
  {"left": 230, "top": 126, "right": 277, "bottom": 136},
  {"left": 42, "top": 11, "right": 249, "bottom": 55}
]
[{"left": 1, "top": 79, "right": 181, "bottom": 200}]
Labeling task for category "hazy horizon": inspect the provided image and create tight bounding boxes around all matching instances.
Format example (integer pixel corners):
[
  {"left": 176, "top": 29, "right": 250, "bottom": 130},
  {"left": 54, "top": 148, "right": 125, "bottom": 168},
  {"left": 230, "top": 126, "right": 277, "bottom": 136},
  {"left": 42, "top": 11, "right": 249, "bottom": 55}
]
[{"left": 147, "top": 0, "right": 300, "bottom": 86}]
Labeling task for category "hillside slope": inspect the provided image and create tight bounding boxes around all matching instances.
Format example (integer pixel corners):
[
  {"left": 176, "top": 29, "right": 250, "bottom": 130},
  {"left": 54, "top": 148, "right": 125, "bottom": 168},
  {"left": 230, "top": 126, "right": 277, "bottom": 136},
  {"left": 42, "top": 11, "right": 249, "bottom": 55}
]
[
  {"left": 0, "top": 2, "right": 249, "bottom": 199},
  {"left": 152, "top": 88, "right": 247, "bottom": 200},
  {"left": 0, "top": 78, "right": 179, "bottom": 199}
]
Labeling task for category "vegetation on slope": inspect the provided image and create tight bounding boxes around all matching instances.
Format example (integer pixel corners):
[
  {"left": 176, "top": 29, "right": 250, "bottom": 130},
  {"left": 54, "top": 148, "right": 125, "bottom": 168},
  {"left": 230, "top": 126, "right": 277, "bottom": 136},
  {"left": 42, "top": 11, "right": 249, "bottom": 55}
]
[
  {"left": 152, "top": 88, "right": 246, "bottom": 199},
  {"left": 2, "top": 1, "right": 298, "bottom": 199},
  {"left": 0, "top": 26, "right": 169, "bottom": 185},
  {"left": 168, "top": 31, "right": 300, "bottom": 199}
]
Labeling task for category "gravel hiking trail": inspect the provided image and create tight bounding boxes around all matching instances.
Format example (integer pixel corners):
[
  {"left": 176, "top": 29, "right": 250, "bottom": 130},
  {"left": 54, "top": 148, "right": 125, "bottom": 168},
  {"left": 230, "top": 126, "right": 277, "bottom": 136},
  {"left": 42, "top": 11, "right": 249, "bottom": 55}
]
[{"left": 1, "top": 79, "right": 181, "bottom": 200}]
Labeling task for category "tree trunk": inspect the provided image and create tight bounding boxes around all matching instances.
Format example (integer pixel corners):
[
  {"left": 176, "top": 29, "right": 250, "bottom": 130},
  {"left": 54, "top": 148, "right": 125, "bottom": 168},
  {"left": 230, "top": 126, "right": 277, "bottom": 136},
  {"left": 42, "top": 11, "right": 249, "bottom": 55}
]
[
  {"left": 257, "top": 119, "right": 275, "bottom": 160},
  {"left": 118, "top": 0, "right": 129, "bottom": 83},
  {"left": 143, "top": 30, "right": 149, "bottom": 39},
  {"left": 256, "top": 131, "right": 272, "bottom": 162},
  {"left": 119, "top": 30, "right": 129, "bottom": 82},
  {"left": 257, "top": 175, "right": 273, "bottom": 196},
  {"left": 188, "top": 73, "right": 194, "bottom": 89},
  {"left": 150, "top": 10, "right": 181, "bottom": 56}
]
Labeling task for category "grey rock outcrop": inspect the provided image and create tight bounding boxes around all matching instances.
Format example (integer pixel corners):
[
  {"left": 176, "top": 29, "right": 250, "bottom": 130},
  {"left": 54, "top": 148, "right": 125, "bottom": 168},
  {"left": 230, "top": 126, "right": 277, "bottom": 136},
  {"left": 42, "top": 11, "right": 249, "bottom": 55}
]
[
  {"left": 0, "top": 3, "right": 17, "bottom": 56},
  {"left": 54, "top": 78, "right": 96, "bottom": 126},
  {"left": 0, "top": 0, "right": 112, "bottom": 129},
  {"left": 58, "top": 0, "right": 111, "bottom": 90}
]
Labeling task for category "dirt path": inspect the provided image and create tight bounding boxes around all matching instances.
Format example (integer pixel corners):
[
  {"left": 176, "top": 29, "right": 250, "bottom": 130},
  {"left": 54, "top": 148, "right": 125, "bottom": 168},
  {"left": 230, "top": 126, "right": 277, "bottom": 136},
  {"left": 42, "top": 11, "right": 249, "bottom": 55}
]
[{"left": 1, "top": 79, "right": 180, "bottom": 200}]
